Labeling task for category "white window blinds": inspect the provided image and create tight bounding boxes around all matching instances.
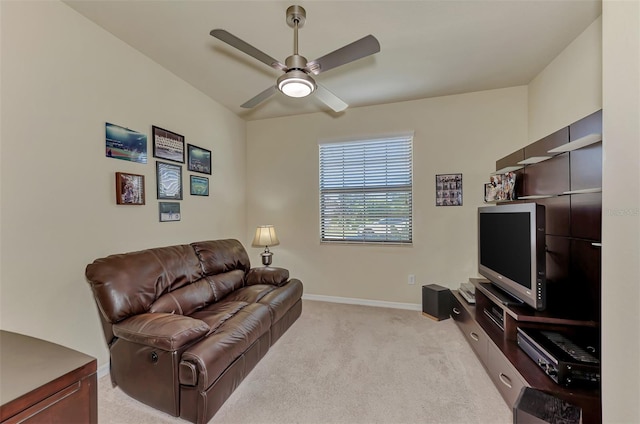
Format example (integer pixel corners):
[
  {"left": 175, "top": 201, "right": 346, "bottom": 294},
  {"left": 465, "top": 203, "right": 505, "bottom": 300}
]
[{"left": 319, "top": 135, "right": 413, "bottom": 244}]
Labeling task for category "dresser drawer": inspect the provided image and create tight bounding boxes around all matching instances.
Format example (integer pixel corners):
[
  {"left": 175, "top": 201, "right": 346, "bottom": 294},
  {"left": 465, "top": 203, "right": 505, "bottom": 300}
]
[
  {"left": 486, "top": 342, "right": 529, "bottom": 407},
  {"left": 451, "top": 296, "right": 488, "bottom": 361}
]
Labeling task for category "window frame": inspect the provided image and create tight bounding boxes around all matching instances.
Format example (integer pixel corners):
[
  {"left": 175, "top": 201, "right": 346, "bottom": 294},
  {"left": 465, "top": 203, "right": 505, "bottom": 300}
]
[{"left": 318, "top": 134, "right": 414, "bottom": 245}]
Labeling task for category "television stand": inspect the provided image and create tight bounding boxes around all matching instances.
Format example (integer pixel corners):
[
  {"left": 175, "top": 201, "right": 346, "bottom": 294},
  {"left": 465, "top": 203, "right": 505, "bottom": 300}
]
[
  {"left": 478, "top": 282, "right": 523, "bottom": 307},
  {"left": 450, "top": 279, "right": 601, "bottom": 424}
]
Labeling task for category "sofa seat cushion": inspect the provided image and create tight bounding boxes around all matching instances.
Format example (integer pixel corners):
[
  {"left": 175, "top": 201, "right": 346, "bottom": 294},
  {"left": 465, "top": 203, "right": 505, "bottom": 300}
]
[
  {"left": 180, "top": 303, "right": 271, "bottom": 390},
  {"left": 220, "top": 281, "right": 303, "bottom": 324},
  {"left": 257, "top": 279, "right": 304, "bottom": 324},
  {"left": 190, "top": 301, "right": 250, "bottom": 334},
  {"left": 221, "top": 285, "right": 278, "bottom": 304}
]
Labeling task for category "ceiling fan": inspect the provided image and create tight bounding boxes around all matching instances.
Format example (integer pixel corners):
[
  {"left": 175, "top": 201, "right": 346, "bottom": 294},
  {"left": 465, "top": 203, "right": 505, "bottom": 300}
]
[{"left": 210, "top": 5, "right": 380, "bottom": 112}]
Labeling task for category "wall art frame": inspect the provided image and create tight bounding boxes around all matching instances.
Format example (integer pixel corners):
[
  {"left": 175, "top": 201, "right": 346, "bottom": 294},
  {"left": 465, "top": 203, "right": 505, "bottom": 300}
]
[
  {"left": 106, "top": 122, "right": 147, "bottom": 164},
  {"left": 187, "top": 144, "right": 212, "bottom": 175},
  {"left": 152, "top": 125, "right": 184, "bottom": 163},
  {"left": 435, "top": 173, "right": 463, "bottom": 206},
  {"left": 190, "top": 175, "right": 209, "bottom": 196},
  {"left": 156, "top": 161, "right": 183, "bottom": 200},
  {"left": 115, "top": 172, "right": 145, "bottom": 205},
  {"left": 159, "top": 202, "right": 181, "bottom": 222}
]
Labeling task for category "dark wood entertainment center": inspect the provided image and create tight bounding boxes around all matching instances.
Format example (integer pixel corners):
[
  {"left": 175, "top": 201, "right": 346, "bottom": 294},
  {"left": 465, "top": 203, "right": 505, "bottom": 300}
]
[{"left": 451, "top": 110, "right": 602, "bottom": 423}]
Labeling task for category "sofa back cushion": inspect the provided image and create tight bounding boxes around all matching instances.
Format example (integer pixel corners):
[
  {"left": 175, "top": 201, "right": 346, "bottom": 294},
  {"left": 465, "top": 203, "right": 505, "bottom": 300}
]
[
  {"left": 206, "top": 270, "right": 246, "bottom": 302},
  {"left": 191, "top": 239, "right": 250, "bottom": 276},
  {"left": 149, "top": 278, "right": 215, "bottom": 316},
  {"left": 86, "top": 244, "right": 203, "bottom": 325}
]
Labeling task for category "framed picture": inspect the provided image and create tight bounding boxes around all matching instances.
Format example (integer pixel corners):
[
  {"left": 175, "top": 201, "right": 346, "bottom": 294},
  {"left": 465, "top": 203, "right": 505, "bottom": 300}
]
[
  {"left": 156, "top": 161, "right": 183, "bottom": 200},
  {"left": 187, "top": 144, "right": 212, "bottom": 175},
  {"left": 436, "top": 173, "right": 463, "bottom": 206},
  {"left": 152, "top": 126, "right": 184, "bottom": 163},
  {"left": 159, "top": 202, "right": 181, "bottom": 222},
  {"left": 115, "top": 172, "right": 145, "bottom": 205},
  {"left": 484, "top": 182, "right": 498, "bottom": 202},
  {"left": 105, "top": 122, "right": 147, "bottom": 164},
  {"left": 190, "top": 175, "right": 209, "bottom": 196}
]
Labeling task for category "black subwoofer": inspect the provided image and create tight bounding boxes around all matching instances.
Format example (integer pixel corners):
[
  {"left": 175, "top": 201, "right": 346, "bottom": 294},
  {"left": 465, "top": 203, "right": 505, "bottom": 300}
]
[{"left": 421, "top": 284, "right": 451, "bottom": 321}]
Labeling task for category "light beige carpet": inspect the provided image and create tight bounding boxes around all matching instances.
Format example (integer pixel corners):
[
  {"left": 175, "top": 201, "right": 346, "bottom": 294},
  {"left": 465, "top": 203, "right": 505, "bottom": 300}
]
[{"left": 98, "top": 300, "right": 511, "bottom": 424}]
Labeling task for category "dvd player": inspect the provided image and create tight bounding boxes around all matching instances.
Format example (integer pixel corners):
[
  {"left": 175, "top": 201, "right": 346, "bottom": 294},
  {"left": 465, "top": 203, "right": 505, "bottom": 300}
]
[{"left": 517, "top": 327, "right": 600, "bottom": 388}]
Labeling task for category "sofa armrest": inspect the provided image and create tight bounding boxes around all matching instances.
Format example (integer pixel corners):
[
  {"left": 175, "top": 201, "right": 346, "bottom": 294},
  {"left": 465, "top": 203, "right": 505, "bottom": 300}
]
[
  {"left": 245, "top": 267, "right": 290, "bottom": 287},
  {"left": 112, "top": 313, "right": 210, "bottom": 351}
]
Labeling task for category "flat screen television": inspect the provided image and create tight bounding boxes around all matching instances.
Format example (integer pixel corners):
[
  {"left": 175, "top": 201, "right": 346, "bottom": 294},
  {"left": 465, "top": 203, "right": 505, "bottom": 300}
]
[{"left": 478, "top": 203, "right": 546, "bottom": 311}]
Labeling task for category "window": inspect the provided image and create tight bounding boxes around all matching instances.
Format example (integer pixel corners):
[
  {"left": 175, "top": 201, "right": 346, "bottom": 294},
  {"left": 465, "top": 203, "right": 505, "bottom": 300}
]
[{"left": 319, "top": 135, "right": 413, "bottom": 244}]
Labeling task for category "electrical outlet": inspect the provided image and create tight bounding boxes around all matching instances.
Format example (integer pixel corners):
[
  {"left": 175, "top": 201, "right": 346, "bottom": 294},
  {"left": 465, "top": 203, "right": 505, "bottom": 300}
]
[{"left": 408, "top": 274, "right": 415, "bottom": 285}]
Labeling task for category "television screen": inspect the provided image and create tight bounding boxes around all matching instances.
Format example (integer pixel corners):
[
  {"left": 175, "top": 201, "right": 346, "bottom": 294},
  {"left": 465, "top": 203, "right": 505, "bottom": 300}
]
[{"left": 479, "top": 212, "right": 531, "bottom": 289}]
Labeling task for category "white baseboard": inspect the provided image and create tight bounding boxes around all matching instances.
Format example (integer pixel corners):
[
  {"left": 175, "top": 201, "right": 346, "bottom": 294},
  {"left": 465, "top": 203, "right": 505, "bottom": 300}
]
[
  {"left": 97, "top": 362, "right": 110, "bottom": 379},
  {"left": 302, "top": 293, "right": 421, "bottom": 311}
]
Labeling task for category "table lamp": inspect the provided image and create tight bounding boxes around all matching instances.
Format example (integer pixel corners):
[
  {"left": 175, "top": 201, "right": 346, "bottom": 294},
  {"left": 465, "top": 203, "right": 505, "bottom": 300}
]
[{"left": 252, "top": 225, "right": 280, "bottom": 266}]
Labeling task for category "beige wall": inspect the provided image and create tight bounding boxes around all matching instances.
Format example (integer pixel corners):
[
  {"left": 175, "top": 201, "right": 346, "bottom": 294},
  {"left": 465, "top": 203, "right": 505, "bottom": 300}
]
[
  {"left": 0, "top": 1, "right": 247, "bottom": 366},
  {"left": 602, "top": 1, "right": 640, "bottom": 421},
  {"left": 247, "top": 87, "right": 528, "bottom": 305},
  {"left": 528, "top": 17, "right": 602, "bottom": 142}
]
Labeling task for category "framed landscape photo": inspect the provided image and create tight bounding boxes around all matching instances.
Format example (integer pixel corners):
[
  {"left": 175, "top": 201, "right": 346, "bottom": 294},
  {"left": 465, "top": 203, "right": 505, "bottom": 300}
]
[
  {"left": 156, "top": 161, "right": 183, "bottom": 200},
  {"left": 187, "top": 144, "right": 212, "bottom": 174},
  {"left": 190, "top": 175, "right": 209, "bottom": 196},
  {"left": 105, "top": 122, "right": 147, "bottom": 164},
  {"left": 435, "top": 173, "right": 463, "bottom": 206},
  {"left": 159, "top": 202, "right": 181, "bottom": 222},
  {"left": 152, "top": 126, "right": 184, "bottom": 163},
  {"left": 115, "top": 172, "right": 145, "bottom": 205}
]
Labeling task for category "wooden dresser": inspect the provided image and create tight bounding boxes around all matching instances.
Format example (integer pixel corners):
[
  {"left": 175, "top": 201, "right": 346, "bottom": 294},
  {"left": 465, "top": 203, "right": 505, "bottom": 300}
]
[{"left": 0, "top": 331, "right": 97, "bottom": 424}]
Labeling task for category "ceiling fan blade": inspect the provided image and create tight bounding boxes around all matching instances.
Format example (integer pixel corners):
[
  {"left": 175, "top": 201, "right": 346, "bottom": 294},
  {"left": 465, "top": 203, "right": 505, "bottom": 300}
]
[
  {"left": 314, "top": 83, "right": 348, "bottom": 112},
  {"left": 210, "top": 29, "right": 287, "bottom": 71},
  {"left": 241, "top": 85, "right": 278, "bottom": 109},
  {"left": 306, "top": 35, "right": 380, "bottom": 75}
]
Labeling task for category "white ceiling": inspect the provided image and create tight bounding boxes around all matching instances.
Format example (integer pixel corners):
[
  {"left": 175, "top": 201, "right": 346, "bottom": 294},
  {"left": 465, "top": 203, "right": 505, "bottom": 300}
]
[{"left": 64, "top": 1, "right": 601, "bottom": 121}]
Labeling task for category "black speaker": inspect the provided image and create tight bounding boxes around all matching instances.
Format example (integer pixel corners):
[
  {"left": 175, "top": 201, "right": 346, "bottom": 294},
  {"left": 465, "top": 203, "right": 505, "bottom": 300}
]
[
  {"left": 513, "top": 387, "right": 582, "bottom": 424},
  {"left": 421, "top": 284, "right": 451, "bottom": 321}
]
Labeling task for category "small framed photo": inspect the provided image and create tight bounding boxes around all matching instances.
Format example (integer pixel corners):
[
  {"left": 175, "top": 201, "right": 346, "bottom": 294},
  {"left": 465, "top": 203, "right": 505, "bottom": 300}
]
[
  {"left": 187, "top": 144, "right": 212, "bottom": 175},
  {"left": 156, "top": 161, "right": 183, "bottom": 200},
  {"left": 106, "top": 122, "right": 147, "bottom": 164},
  {"left": 159, "top": 202, "right": 181, "bottom": 222},
  {"left": 152, "top": 126, "right": 184, "bottom": 163},
  {"left": 115, "top": 172, "right": 145, "bottom": 205},
  {"left": 484, "top": 182, "right": 498, "bottom": 202},
  {"left": 436, "top": 173, "right": 463, "bottom": 206},
  {"left": 190, "top": 175, "right": 209, "bottom": 196}
]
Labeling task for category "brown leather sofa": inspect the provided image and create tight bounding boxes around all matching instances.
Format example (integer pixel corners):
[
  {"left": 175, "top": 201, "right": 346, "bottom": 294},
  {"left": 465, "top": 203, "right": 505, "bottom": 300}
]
[{"left": 85, "top": 239, "right": 303, "bottom": 423}]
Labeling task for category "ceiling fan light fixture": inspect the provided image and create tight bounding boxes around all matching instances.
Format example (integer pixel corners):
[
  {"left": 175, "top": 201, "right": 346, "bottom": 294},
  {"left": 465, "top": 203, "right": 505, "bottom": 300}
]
[{"left": 277, "top": 71, "right": 316, "bottom": 98}]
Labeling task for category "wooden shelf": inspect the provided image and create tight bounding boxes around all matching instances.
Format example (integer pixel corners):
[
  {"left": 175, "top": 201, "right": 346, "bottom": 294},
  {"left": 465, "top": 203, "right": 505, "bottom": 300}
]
[
  {"left": 492, "top": 165, "right": 523, "bottom": 175},
  {"left": 562, "top": 187, "right": 602, "bottom": 195},
  {"left": 548, "top": 133, "right": 602, "bottom": 154},
  {"left": 517, "top": 156, "right": 553, "bottom": 165},
  {"left": 517, "top": 194, "right": 555, "bottom": 200}
]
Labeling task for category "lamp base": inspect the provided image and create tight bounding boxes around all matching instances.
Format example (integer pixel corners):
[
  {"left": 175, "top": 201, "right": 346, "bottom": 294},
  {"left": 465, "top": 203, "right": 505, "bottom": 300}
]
[{"left": 260, "top": 251, "right": 273, "bottom": 266}]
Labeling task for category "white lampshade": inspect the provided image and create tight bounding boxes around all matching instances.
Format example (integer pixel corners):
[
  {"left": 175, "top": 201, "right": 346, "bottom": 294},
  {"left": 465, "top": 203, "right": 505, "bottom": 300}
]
[{"left": 252, "top": 225, "right": 280, "bottom": 247}]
